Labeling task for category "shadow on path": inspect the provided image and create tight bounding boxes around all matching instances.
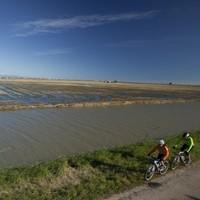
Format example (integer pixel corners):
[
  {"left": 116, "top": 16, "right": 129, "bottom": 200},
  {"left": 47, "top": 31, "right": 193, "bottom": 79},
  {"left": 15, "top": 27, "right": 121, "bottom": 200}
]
[
  {"left": 186, "top": 195, "right": 200, "bottom": 200},
  {"left": 147, "top": 182, "right": 162, "bottom": 189}
]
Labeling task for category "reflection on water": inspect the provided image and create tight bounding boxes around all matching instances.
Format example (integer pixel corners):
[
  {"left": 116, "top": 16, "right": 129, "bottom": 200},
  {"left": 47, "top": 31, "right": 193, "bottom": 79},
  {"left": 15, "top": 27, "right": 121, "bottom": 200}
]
[{"left": 0, "top": 103, "right": 200, "bottom": 167}]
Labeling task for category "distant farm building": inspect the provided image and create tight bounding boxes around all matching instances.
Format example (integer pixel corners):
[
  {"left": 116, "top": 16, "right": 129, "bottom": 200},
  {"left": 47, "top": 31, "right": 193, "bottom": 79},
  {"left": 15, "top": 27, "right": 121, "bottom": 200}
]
[{"left": 104, "top": 80, "right": 118, "bottom": 83}]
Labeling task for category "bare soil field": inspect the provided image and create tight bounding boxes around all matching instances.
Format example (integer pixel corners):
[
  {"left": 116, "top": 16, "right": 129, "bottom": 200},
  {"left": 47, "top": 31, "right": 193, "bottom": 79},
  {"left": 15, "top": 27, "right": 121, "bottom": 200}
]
[{"left": 0, "top": 79, "right": 200, "bottom": 111}]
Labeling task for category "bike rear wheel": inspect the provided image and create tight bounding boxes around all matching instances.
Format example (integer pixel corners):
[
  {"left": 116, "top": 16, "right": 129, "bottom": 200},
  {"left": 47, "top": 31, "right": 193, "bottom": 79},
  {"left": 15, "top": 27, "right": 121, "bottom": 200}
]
[
  {"left": 184, "top": 154, "right": 192, "bottom": 165},
  {"left": 171, "top": 156, "right": 179, "bottom": 170},
  {"left": 159, "top": 160, "right": 169, "bottom": 175},
  {"left": 144, "top": 164, "right": 155, "bottom": 181}
]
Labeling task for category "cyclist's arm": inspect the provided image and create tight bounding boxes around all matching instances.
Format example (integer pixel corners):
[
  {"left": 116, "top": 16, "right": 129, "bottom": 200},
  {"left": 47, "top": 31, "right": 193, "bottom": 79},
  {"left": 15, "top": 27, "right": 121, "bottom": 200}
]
[
  {"left": 148, "top": 145, "right": 158, "bottom": 155},
  {"left": 187, "top": 137, "right": 194, "bottom": 152},
  {"left": 163, "top": 146, "right": 169, "bottom": 160}
]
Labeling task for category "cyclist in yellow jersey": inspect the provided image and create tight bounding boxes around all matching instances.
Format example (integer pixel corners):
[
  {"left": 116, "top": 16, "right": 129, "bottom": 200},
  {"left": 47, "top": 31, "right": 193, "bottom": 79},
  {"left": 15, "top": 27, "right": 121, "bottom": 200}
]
[{"left": 181, "top": 132, "right": 194, "bottom": 163}]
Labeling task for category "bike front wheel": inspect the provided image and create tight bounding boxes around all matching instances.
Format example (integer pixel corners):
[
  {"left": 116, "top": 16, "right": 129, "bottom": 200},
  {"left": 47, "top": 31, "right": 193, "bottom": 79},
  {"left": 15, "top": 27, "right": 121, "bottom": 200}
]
[
  {"left": 171, "top": 156, "right": 179, "bottom": 170},
  {"left": 144, "top": 164, "right": 155, "bottom": 181}
]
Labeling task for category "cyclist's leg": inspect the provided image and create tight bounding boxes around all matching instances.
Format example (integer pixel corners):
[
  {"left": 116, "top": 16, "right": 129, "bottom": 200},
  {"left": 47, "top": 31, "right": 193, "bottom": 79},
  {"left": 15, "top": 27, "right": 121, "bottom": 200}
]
[
  {"left": 180, "top": 144, "right": 189, "bottom": 163},
  {"left": 157, "top": 154, "right": 164, "bottom": 166},
  {"left": 186, "top": 146, "right": 193, "bottom": 163}
]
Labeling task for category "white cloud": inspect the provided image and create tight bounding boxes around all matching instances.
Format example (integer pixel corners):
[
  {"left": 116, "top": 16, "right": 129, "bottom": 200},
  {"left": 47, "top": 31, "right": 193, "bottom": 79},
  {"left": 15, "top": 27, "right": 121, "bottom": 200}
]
[{"left": 13, "top": 11, "right": 158, "bottom": 37}]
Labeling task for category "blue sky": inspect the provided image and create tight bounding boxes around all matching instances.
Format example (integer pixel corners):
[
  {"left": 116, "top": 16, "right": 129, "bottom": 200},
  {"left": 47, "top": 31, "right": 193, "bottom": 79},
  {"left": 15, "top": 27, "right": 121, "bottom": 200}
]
[{"left": 0, "top": 0, "right": 200, "bottom": 83}]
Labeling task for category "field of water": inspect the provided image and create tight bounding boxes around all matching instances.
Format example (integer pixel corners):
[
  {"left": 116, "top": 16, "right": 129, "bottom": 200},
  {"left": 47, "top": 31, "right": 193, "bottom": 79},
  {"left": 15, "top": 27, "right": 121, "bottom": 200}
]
[
  {"left": 0, "top": 81, "right": 200, "bottom": 106},
  {"left": 0, "top": 102, "right": 200, "bottom": 167}
]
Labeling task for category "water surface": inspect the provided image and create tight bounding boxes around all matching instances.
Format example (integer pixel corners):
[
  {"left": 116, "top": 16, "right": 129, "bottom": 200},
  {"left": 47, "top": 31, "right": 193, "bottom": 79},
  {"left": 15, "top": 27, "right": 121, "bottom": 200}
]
[{"left": 0, "top": 103, "right": 200, "bottom": 167}]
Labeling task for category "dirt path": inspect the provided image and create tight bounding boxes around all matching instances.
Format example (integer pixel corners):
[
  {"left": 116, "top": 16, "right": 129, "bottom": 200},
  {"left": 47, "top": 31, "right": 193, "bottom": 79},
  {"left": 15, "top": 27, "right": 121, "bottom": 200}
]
[{"left": 105, "top": 163, "right": 200, "bottom": 200}]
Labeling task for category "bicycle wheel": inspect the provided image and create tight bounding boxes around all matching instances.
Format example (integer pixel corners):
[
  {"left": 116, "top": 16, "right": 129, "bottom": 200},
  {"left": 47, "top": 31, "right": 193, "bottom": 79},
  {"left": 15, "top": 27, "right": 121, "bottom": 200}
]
[
  {"left": 159, "top": 160, "right": 169, "bottom": 175},
  {"left": 184, "top": 154, "right": 192, "bottom": 165},
  {"left": 144, "top": 164, "right": 155, "bottom": 181},
  {"left": 171, "top": 156, "right": 179, "bottom": 170}
]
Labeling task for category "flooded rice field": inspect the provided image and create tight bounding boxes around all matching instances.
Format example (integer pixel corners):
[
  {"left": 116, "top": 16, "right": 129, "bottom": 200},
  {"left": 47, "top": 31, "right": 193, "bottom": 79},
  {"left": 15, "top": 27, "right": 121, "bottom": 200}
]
[
  {"left": 0, "top": 102, "right": 200, "bottom": 167},
  {"left": 0, "top": 80, "right": 200, "bottom": 106}
]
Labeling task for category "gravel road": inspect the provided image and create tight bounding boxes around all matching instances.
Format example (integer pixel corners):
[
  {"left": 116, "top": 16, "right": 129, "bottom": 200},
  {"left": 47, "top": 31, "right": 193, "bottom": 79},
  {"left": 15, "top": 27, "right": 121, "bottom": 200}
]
[{"left": 105, "top": 163, "right": 200, "bottom": 200}]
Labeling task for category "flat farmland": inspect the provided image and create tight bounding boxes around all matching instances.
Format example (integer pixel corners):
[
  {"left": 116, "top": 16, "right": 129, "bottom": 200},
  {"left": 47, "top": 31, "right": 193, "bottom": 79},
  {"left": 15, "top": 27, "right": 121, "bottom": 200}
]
[{"left": 0, "top": 79, "right": 200, "bottom": 111}]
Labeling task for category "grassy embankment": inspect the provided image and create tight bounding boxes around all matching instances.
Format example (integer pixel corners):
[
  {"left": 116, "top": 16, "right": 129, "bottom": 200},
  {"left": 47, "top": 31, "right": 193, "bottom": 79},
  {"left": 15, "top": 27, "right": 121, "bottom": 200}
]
[
  {"left": 0, "top": 131, "right": 199, "bottom": 200},
  {"left": 0, "top": 98, "right": 196, "bottom": 112}
]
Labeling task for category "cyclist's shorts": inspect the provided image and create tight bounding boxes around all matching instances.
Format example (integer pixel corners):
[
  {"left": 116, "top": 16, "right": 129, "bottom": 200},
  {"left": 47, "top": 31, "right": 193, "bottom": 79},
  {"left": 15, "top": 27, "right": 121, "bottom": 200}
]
[
  {"left": 157, "top": 154, "right": 164, "bottom": 161},
  {"left": 181, "top": 144, "right": 188, "bottom": 151}
]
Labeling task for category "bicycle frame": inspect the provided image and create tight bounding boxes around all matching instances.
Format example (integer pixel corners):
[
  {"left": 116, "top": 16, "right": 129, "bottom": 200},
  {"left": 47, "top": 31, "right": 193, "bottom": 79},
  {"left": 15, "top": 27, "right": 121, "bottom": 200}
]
[
  {"left": 147, "top": 156, "right": 162, "bottom": 172},
  {"left": 145, "top": 156, "right": 169, "bottom": 181},
  {"left": 177, "top": 151, "right": 186, "bottom": 164}
]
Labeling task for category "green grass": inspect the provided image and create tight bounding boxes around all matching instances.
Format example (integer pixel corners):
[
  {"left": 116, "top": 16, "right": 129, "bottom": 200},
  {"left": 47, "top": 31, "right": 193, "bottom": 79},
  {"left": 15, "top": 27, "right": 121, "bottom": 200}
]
[{"left": 0, "top": 131, "right": 199, "bottom": 200}]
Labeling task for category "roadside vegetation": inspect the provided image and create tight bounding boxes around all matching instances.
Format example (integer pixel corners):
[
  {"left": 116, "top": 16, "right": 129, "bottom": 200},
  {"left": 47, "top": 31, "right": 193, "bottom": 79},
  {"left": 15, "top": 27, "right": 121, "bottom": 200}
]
[{"left": 0, "top": 131, "right": 199, "bottom": 200}]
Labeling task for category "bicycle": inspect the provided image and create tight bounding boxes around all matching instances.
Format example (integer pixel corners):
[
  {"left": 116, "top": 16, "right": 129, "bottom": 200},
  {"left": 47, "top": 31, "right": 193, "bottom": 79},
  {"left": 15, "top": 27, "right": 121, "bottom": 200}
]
[
  {"left": 171, "top": 150, "right": 191, "bottom": 170},
  {"left": 144, "top": 156, "right": 169, "bottom": 181}
]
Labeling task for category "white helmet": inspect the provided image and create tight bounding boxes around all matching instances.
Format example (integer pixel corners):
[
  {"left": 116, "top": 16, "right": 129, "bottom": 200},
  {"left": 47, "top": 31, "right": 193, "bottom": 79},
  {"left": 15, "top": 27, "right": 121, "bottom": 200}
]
[
  {"left": 159, "top": 139, "right": 165, "bottom": 145},
  {"left": 183, "top": 132, "right": 190, "bottom": 138}
]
